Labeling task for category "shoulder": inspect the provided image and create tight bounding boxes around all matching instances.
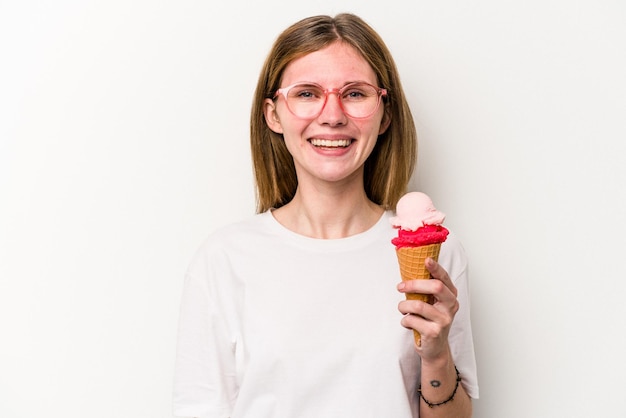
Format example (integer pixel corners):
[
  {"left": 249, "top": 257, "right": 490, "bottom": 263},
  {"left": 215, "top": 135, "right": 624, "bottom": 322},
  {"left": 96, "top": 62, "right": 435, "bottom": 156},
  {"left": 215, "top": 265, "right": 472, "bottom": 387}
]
[
  {"left": 202, "top": 211, "right": 273, "bottom": 247},
  {"left": 186, "top": 212, "right": 273, "bottom": 273}
]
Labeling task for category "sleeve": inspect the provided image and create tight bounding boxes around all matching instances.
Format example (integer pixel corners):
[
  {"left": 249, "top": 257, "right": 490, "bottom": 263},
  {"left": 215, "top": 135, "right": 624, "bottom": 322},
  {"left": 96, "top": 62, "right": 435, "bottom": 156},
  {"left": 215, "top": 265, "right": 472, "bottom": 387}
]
[
  {"left": 440, "top": 232, "right": 480, "bottom": 399},
  {"left": 173, "top": 246, "right": 239, "bottom": 418}
]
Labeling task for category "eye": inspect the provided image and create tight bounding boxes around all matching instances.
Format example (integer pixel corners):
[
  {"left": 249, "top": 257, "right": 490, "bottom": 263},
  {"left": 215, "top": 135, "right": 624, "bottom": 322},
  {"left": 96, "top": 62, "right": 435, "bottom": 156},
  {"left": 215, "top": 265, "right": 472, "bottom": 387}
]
[
  {"left": 342, "top": 84, "right": 374, "bottom": 101},
  {"left": 345, "top": 90, "right": 365, "bottom": 98},
  {"left": 290, "top": 85, "right": 323, "bottom": 100}
]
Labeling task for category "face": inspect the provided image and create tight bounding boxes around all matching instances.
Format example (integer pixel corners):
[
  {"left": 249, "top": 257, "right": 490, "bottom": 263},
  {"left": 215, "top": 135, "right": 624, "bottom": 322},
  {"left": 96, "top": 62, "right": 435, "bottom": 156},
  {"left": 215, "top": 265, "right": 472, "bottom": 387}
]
[{"left": 264, "top": 42, "right": 390, "bottom": 188}]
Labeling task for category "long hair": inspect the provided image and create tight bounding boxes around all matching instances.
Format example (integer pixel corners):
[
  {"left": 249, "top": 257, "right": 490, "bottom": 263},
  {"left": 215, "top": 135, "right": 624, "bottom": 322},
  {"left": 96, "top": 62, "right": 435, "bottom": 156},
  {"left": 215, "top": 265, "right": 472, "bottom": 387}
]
[{"left": 250, "top": 13, "right": 417, "bottom": 213}]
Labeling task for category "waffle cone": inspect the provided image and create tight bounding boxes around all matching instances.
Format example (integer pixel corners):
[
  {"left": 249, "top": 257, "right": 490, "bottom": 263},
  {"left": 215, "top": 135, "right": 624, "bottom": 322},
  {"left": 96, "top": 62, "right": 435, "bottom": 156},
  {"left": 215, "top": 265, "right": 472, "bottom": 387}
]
[{"left": 395, "top": 243, "right": 441, "bottom": 346}]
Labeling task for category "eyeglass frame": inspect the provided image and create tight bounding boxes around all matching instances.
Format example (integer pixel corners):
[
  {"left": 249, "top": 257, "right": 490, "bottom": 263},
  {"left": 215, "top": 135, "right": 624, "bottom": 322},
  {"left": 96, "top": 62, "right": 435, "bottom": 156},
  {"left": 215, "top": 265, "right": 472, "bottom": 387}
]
[{"left": 272, "top": 81, "right": 388, "bottom": 120}]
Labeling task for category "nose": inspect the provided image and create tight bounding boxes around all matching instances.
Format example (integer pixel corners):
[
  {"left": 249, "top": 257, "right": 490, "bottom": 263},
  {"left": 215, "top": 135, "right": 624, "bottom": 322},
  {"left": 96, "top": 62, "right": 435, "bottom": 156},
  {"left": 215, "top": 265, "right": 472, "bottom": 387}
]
[{"left": 317, "top": 91, "right": 348, "bottom": 125}]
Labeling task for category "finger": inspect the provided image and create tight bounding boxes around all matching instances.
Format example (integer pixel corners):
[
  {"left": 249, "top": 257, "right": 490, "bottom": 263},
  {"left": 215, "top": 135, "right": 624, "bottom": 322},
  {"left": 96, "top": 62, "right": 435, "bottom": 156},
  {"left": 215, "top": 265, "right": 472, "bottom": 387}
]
[
  {"left": 398, "top": 304, "right": 451, "bottom": 341},
  {"left": 399, "top": 296, "right": 456, "bottom": 330},
  {"left": 400, "top": 310, "right": 428, "bottom": 332},
  {"left": 425, "top": 257, "right": 458, "bottom": 297},
  {"left": 398, "top": 280, "right": 459, "bottom": 317},
  {"left": 397, "top": 279, "right": 455, "bottom": 305},
  {"left": 398, "top": 298, "right": 429, "bottom": 316}
]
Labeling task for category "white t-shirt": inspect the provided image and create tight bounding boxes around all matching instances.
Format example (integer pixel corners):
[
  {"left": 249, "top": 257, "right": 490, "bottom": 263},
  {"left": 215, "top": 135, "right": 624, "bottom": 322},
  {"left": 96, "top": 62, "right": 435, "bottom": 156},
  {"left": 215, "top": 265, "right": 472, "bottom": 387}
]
[{"left": 173, "top": 211, "right": 479, "bottom": 418}]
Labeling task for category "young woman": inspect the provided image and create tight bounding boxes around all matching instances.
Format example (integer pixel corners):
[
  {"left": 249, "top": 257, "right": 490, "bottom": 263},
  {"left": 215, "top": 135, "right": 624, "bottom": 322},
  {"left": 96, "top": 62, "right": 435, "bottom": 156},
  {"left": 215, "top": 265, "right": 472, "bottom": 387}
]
[{"left": 174, "top": 13, "right": 478, "bottom": 417}]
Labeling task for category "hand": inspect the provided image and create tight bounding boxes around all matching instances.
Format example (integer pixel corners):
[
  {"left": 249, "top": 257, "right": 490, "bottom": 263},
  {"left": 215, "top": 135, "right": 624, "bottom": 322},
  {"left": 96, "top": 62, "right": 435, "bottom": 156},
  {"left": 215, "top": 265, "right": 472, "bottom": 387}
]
[{"left": 397, "top": 257, "right": 459, "bottom": 362}]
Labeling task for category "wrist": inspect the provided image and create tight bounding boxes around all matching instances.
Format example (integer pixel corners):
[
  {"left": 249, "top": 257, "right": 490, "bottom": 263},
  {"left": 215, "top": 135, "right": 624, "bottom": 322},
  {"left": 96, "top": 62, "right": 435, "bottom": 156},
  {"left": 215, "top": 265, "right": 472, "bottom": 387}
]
[
  {"left": 418, "top": 365, "right": 462, "bottom": 408},
  {"left": 420, "top": 345, "right": 453, "bottom": 370}
]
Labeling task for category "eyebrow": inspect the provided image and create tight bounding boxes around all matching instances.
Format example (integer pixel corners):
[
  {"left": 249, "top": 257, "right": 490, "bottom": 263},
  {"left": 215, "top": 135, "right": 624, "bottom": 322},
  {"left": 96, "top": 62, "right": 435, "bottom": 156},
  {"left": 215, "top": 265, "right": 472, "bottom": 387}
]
[{"left": 289, "top": 80, "right": 375, "bottom": 88}]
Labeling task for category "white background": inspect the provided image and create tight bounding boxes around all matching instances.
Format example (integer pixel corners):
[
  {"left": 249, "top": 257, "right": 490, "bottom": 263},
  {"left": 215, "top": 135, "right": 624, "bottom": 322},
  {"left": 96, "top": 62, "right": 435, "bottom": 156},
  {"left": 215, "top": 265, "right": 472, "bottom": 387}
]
[{"left": 1, "top": 1, "right": 625, "bottom": 417}]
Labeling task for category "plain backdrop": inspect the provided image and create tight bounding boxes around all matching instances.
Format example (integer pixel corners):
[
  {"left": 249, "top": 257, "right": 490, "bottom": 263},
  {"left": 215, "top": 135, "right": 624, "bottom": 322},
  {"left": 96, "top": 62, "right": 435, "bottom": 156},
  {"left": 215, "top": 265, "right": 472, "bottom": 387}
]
[{"left": 1, "top": 1, "right": 625, "bottom": 417}]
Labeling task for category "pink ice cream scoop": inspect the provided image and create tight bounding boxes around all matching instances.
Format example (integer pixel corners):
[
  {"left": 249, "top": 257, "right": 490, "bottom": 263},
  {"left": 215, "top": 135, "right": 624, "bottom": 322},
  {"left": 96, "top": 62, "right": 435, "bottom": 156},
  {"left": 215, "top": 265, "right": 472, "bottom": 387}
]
[
  {"left": 390, "top": 192, "right": 449, "bottom": 248},
  {"left": 390, "top": 191, "right": 446, "bottom": 231}
]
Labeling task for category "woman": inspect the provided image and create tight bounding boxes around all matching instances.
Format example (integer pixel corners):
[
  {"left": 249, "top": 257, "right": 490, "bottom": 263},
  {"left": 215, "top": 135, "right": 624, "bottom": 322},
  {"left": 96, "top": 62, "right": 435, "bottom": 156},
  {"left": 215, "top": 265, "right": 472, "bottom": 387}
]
[{"left": 174, "top": 13, "right": 478, "bottom": 417}]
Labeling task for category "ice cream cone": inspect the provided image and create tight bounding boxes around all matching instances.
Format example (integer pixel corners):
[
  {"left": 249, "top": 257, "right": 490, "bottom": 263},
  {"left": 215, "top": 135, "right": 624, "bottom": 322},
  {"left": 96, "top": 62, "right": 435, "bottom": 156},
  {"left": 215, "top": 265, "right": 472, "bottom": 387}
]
[
  {"left": 391, "top": 192, "right": 449, "bottom": 347},
  {"left": 395, "top": 243, "right": 441, "bottom": 346}
]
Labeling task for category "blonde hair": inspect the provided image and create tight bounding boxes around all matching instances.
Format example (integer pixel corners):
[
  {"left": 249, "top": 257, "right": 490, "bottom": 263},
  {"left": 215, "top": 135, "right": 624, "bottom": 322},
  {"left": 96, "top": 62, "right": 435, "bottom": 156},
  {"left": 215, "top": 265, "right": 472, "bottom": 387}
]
[{"left": 250, "top": 13, "right": 417, "bottom": 213}]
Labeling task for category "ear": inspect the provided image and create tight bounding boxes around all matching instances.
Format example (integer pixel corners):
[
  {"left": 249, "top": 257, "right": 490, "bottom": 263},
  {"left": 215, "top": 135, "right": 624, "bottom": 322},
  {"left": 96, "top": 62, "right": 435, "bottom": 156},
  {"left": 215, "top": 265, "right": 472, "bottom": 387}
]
[
  {"left": 378, "top": 106, "right": 391, "bottom": 135},
  {"left": 264, "top": 99, "right": 284, "bottom": 134}
]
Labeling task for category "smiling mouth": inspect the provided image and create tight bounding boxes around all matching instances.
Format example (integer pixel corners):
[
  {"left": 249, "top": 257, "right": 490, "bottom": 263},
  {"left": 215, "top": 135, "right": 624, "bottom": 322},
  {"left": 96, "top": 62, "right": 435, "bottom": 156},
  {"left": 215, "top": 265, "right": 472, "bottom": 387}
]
[{"left": 309, "top": 138, "right": 353, "bottom": 148}]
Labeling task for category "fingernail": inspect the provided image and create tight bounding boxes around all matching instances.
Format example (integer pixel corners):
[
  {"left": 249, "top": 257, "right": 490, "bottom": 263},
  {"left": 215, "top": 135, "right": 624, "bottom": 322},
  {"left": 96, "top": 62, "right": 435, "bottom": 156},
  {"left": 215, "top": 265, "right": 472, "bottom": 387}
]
[{"left": 397, "top": 282, "right": 406, "bottom": 290}]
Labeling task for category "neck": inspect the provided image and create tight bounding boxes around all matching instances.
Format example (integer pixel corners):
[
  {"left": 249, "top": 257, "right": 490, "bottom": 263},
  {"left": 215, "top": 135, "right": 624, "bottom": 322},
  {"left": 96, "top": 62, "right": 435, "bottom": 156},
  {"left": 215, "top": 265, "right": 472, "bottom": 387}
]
[{"left": 272, "top": 182, "right": 384, "bottom": 239}]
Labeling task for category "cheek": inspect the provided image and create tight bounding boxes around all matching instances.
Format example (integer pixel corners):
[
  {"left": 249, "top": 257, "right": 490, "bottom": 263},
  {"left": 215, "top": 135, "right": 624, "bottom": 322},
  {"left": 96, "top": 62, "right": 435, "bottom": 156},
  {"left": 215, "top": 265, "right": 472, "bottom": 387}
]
[
  {"left": 356, "top": 117, "right": 386, "bottom": 139},
  {"left": 277, "top": 115, "right": 311, "bottom": 139},
  {"left": 279, "top": 124, "right": 311, "bottom": 154}
]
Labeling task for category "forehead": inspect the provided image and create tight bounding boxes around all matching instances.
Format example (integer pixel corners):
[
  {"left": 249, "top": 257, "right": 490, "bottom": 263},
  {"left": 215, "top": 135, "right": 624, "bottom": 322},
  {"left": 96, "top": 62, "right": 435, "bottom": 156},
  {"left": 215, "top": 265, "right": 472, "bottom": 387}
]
[{"left": 281, "top": 42, "right": 377, "bottom": 86}]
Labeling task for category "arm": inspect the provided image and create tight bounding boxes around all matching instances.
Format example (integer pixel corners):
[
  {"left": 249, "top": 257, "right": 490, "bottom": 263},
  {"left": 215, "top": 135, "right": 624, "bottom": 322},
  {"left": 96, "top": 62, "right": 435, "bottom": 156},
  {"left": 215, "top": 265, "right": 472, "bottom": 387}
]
[
  {"left": 173, "top": 262, "right": 239, "bottom": 417},
  {"left": 398, "top": 257, "right": 473, "bottom": 418},
  {"left": 418, "top": 346, "right": 472, "bottom": 418}
]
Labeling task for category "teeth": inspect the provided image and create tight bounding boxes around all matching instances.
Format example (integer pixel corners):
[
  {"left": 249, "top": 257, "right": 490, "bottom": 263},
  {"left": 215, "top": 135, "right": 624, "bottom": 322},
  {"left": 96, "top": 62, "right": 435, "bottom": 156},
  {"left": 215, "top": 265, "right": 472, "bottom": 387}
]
[{"left": 310, "top": 138, "right": 351, "bottom": 147}]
